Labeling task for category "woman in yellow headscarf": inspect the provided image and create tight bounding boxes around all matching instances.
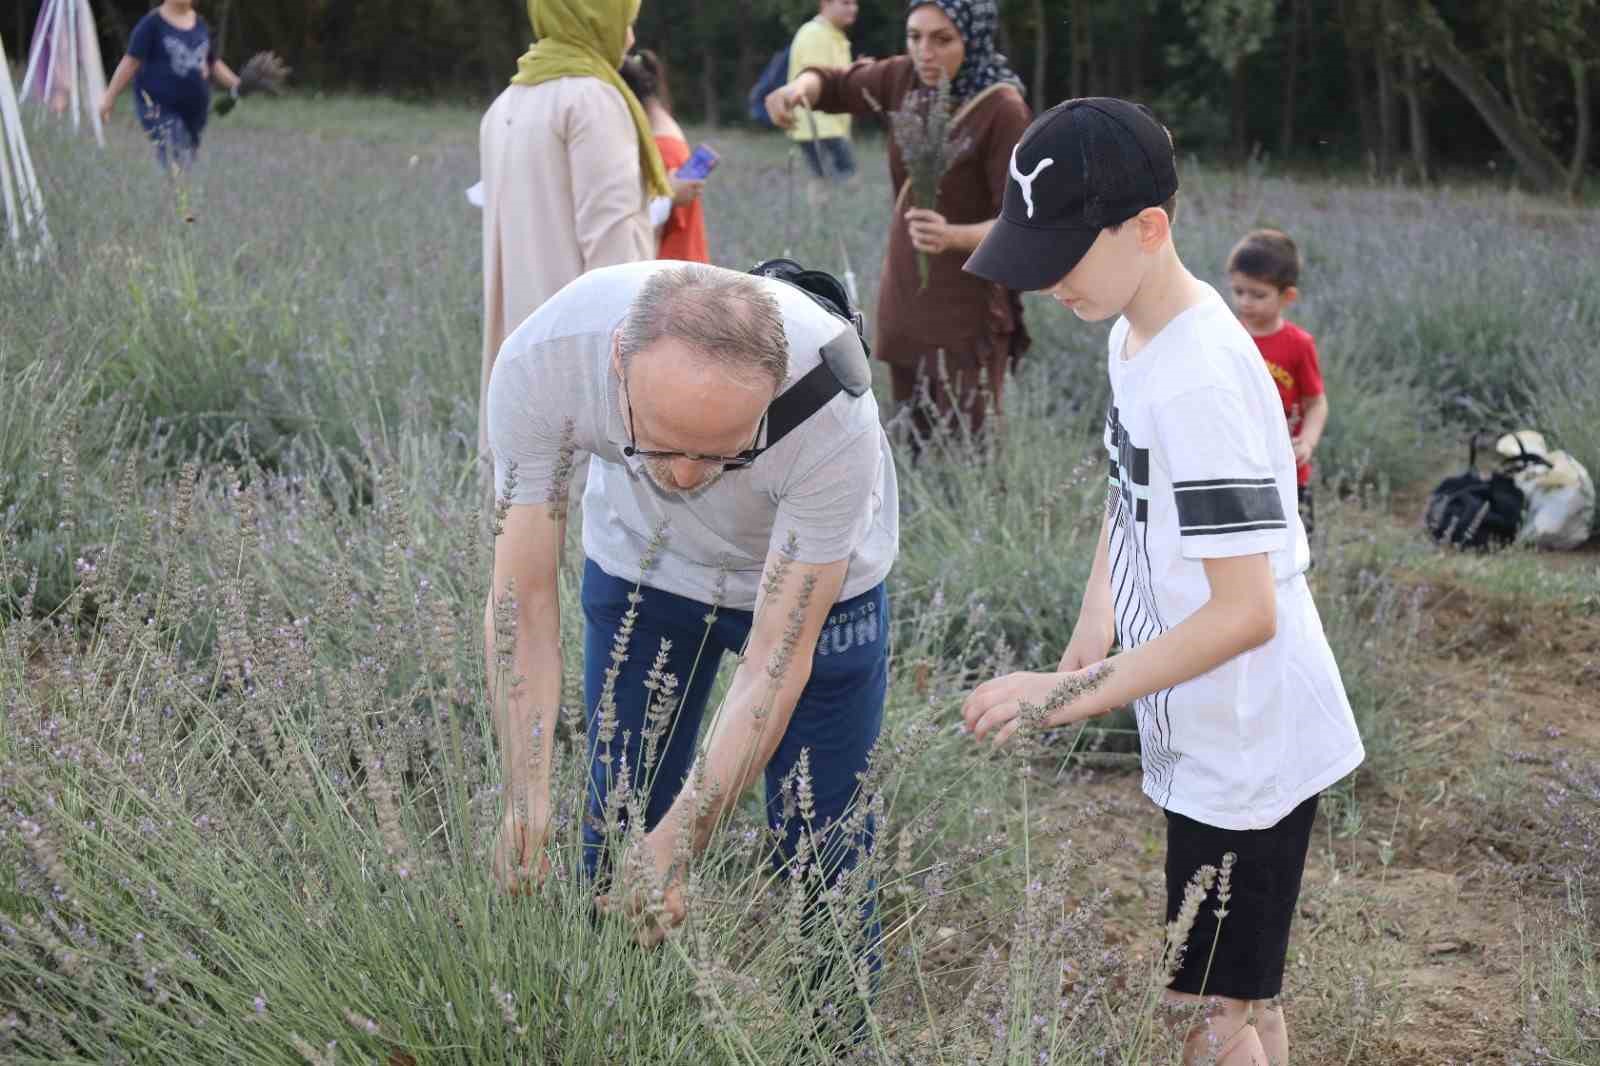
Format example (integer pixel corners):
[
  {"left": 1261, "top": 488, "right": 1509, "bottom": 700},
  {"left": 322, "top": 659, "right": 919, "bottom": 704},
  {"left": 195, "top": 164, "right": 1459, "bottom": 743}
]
[{"left": 478, "top": 0, "right": 692, "bottom": 473}]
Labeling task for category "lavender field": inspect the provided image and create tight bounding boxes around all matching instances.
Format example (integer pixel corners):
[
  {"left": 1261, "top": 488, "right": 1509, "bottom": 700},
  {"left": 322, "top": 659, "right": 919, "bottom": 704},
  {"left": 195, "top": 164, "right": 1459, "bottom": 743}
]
[{"left": 2, "top": 95, "right": 1598, "bottom": 1064}]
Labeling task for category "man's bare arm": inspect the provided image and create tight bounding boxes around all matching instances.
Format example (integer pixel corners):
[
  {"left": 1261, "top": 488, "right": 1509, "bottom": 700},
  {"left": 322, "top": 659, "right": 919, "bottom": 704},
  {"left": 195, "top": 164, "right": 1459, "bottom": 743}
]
[
  {"left": 483, "top": 504, "right": 565, "bottom": 847},
  {"left": 654, "top": 551, "right": 850, "bottom": 859}
]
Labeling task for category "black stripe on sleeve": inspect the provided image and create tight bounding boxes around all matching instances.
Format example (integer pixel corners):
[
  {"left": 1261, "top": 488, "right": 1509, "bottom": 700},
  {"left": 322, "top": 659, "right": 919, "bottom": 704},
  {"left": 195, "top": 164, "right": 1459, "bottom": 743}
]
[{"left": 1173, "top": 480, "right": 1286, "bottom": 536}]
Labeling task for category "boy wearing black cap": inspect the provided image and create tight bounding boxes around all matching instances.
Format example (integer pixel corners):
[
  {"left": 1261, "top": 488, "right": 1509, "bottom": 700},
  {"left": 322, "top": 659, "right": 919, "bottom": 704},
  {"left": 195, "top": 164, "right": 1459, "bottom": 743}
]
[{"left": 959, "top": 99, "right": 1364, "bottom": 1066}]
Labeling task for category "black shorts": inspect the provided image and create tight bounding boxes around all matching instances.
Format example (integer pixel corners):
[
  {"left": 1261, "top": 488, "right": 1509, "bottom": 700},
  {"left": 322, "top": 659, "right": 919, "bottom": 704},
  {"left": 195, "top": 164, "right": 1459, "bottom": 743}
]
[{"left": 1163, "top": 794, "right": 1318, "bottom": 1001}]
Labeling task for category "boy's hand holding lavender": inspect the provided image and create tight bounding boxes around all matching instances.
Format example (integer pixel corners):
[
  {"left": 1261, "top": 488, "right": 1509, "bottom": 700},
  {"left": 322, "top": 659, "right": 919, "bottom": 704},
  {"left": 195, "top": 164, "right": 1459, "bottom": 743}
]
[{"left": 962, "top": 662, "right": 1115, "bottom": 746}]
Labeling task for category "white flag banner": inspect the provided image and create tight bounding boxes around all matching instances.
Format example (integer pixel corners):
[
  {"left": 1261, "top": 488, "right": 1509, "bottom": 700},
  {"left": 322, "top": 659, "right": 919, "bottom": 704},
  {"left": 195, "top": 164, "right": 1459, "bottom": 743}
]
[
  {"left": 21, "top": 0, "right": 107, "bottom": 147},
  {"left": 2, "top": 31, "right": 54, "bottom": 261}
]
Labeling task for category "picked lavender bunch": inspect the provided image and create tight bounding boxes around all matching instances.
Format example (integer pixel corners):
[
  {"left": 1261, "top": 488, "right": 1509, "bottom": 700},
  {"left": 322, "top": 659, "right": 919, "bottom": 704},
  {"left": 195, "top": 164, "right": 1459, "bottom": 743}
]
[
  {"left": 887, "top": 75, "right": 970, "bottom": 290},
  {"left": 214, "top": 51, "right": 291, "bottom": 116}
]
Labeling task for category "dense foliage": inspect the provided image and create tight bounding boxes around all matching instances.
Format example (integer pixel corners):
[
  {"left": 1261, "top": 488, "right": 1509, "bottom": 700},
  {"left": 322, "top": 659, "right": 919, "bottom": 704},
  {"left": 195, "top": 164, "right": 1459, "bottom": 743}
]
[{"left": 9, "top": 0, "right": 1600, "bottom": 186}]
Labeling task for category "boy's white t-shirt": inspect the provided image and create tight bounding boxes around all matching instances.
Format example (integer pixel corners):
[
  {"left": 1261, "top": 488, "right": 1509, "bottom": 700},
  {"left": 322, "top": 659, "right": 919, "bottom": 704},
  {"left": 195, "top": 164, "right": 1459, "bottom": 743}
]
[{"left": 1103, "top": 285, "right": 1364, "bottom": 831}]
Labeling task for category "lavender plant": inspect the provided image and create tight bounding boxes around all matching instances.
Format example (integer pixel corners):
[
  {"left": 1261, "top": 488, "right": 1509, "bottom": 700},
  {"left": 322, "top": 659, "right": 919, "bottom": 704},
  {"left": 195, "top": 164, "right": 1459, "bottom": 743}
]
[
  {"left": 0, "top": 423, "right": 1245, "bottom": 1065},
  {"left": 3, "top": 96, "right": 1594, "bottom": 1066}
]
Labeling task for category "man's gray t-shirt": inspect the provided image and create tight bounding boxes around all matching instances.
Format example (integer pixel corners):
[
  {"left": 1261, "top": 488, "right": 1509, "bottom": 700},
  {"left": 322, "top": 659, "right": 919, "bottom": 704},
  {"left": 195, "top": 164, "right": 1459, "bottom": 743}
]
[{"left": 486, "top": 261, "right": 899, "bottom": 609}]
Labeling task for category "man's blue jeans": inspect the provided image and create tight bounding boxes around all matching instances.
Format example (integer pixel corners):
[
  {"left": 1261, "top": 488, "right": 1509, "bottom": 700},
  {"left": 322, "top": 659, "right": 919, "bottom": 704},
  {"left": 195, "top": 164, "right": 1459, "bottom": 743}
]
[{"left": 579, "top": 558, "right": 886, "bottom": 965}]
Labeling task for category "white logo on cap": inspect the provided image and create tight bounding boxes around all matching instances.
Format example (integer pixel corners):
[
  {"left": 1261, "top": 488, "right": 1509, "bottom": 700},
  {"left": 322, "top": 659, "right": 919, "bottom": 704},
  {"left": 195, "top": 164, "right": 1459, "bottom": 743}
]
[{"left": 1008, "top": 145, "right": 1055, "bottom": 219}]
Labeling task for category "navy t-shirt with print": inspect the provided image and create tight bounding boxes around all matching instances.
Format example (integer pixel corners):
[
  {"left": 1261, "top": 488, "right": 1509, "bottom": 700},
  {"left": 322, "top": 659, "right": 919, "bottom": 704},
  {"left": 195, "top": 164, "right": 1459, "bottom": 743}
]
[{"left": 128, "top": 10, "right": 214, "bottom": 129}]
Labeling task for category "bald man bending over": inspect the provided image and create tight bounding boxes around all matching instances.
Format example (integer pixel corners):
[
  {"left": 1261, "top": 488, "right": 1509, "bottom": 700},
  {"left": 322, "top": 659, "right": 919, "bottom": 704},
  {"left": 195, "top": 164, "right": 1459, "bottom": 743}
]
[{"left": 483, "top": 261, "right": 898, "bottom": 954}]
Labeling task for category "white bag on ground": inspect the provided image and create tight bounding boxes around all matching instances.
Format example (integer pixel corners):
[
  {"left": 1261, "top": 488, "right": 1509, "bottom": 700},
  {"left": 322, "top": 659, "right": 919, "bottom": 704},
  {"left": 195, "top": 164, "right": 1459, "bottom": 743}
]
[{"left": 1497, "top": 430, "right": 1596, "bottom": 550}]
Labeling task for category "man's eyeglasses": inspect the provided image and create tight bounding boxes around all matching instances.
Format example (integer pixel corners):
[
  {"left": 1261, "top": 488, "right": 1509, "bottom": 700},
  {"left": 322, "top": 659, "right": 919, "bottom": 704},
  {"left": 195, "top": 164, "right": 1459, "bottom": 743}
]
[{"left": 621, "top": 376, "right": 766, "bottom": 471}]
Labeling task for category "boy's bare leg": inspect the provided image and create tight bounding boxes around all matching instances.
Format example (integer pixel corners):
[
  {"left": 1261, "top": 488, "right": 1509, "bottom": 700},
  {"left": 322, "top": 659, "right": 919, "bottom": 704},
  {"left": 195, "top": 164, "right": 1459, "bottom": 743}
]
[
  {"left": 1208, "top": 1023, "right": 1269, "bottom": 1065},
  {"left": 1253, "top": 1000, "right": 1288, "bottom": 1065},
  {"left": 1164, "top": 992, "right": 1270, "bottom": 1065}
]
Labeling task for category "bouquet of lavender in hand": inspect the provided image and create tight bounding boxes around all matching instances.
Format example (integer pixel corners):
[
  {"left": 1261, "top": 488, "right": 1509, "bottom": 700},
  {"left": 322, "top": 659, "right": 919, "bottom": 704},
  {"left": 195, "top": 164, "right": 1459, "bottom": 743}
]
[
  {"left": 886, "top": 75, "right": 970, "bottom": 289},
  {"left": 214, "top": 51, "right": 291, "bottom": 116}
]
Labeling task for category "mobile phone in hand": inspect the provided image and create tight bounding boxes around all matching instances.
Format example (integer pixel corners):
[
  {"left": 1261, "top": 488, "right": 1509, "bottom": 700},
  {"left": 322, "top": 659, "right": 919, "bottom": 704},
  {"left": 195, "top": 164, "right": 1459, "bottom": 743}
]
[{"left": 675, "top": 143, "right": 720, "bottom": 181}]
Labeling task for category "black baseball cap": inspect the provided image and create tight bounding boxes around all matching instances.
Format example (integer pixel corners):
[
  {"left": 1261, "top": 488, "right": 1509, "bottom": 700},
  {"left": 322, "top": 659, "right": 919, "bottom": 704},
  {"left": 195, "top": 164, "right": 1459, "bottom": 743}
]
[{"left": 964, "top": 97, "right": 1179, "bottom": 292}]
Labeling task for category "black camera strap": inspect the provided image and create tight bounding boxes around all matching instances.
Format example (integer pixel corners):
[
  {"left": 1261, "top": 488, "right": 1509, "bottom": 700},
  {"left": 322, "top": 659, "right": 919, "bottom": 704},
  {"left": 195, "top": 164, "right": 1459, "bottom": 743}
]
[
  {"left": 760, "top": 350, "right": 851, "bottom": 453},
  {"left": 748, "top": 258, "right": 871, "bottom": 456}
]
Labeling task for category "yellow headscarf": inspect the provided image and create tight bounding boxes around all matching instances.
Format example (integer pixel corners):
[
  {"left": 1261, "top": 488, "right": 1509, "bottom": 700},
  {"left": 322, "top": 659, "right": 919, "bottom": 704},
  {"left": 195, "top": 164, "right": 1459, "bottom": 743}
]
[{"left": 511, "top": 0, "right": 671, "bottom": 199}]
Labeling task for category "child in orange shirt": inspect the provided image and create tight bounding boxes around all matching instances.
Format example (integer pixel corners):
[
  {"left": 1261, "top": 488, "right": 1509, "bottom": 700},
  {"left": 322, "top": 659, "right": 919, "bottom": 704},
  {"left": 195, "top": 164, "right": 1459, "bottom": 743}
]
[
  {"left": 619, "top": 50, "right": 709, "bottom": 263},
  {"left": 1226, "top": 229, "right": 1329, "bottom": 535}
]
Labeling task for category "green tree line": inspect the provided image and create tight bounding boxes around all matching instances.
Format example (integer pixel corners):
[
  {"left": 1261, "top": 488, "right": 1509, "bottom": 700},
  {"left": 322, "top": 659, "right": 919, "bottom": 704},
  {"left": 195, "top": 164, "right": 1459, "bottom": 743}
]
[{"left": 14, "top": 0, "right": 1597, "bottom": 193}]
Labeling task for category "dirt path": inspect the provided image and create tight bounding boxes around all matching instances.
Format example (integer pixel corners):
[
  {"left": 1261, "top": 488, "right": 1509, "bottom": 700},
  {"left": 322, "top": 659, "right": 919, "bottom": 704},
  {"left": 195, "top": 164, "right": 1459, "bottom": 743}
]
[
  {"left": 1030, "top": 530, "right": 1600, "bottom": 1064},
  {"left": 1351, "top": 571, "right": 1600, "bottom": 1063}
]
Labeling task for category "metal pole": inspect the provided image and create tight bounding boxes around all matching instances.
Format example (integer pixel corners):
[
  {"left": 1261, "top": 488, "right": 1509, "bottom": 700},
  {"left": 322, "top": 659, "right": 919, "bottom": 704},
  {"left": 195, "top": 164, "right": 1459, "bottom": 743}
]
[
  {"left": 66, "top": 0, "right": 82, "bottom": 134},
  {"left": 799, "top": 103, "right": 860, "bottom": 313},
  {"left": 77, "top": 0, "right": 107, "bottom": 146},
  {"left": 783, "top": 147, "right": 794, "bottom": 259},
  {"left": 21, "top": 0, "right": 63, "bottom": 106},
  {"left": 2, "top": 31, "right": 53, "bottom": 259}
]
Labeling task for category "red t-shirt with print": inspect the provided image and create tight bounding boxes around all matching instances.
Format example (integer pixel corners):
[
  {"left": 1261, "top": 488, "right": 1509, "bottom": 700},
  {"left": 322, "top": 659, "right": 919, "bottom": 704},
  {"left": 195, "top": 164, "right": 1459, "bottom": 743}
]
[{"left": 1252, "top": 320, "right": 1324, "bottom": 486}]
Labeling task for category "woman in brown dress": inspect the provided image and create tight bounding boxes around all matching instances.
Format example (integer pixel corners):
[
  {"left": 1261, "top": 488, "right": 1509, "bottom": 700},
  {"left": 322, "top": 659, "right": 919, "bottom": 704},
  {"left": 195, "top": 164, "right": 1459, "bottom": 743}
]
[{"left": 767, "top": 0, "right": 1031, "bottom": 447}]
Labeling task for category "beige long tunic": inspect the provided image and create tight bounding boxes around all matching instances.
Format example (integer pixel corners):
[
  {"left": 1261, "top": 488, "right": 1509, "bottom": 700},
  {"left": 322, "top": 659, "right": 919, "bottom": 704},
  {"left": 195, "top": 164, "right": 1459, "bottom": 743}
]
[{"left": 478, "top": 76, "right": 654, "bottom": 466}]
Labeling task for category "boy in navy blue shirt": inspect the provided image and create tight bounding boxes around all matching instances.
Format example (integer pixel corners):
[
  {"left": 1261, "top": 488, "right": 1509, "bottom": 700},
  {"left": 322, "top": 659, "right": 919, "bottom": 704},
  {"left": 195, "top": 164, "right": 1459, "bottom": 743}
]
[{"left": 100, "top": 0, "right": 240, "bottom": 168}]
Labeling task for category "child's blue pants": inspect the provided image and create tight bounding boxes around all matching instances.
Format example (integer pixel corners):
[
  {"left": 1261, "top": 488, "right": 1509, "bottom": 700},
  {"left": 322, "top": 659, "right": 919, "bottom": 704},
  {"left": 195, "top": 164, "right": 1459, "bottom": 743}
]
[{"left": 135, "top": 96, "right": 204, "bottom": 170}]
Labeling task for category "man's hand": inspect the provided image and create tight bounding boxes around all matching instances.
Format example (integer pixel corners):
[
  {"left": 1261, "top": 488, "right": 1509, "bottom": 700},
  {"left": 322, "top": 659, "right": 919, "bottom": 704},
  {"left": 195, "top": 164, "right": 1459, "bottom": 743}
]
[
  {"left": 669, "top": 176, "right": 705, "bottom": 206},
  {"left": 97, "top": 92, "right": 115, "bottom": 126},
  {"left": 490, "top": 808, "right": 550, "bottom": 896},
  {"left": 1291, "top": 434, "right": 1314, "bottom": 467},
  {"left": 905, "top": 207, "right": 953, "bottom": 254},
  {"left": 595, "top": 831, "right": 686, "bottom": 948},
  {"left": 962, "top": 664, "right": 1113, "bottom": 746}
]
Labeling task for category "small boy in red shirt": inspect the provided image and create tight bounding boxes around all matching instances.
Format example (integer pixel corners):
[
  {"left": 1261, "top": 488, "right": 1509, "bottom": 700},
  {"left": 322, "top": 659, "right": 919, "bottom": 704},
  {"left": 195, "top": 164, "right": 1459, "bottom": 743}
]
[{"left": 1227, "top": 229, "right": 1328, "bottom": 534}]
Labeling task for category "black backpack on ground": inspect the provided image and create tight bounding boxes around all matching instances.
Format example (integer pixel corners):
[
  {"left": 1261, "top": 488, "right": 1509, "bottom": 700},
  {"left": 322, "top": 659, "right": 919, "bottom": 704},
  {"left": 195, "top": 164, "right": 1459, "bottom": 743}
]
[
  {"left": 1423, "top": 431, "right": 1551, "bottom": 550},
  {"left": 747, "top": 46, "right": 790, "bottom": 127}
]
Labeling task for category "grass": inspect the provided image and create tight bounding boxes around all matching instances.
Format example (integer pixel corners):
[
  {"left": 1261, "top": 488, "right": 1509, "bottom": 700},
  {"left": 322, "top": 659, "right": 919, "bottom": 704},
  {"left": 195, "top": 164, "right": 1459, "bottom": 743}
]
[
  {"left": 1520, "top": 893, "right": 1600, "bottom": 1065},
  {"left": 2, "top": 94, "right": 1598, "bottom": 1063}
]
